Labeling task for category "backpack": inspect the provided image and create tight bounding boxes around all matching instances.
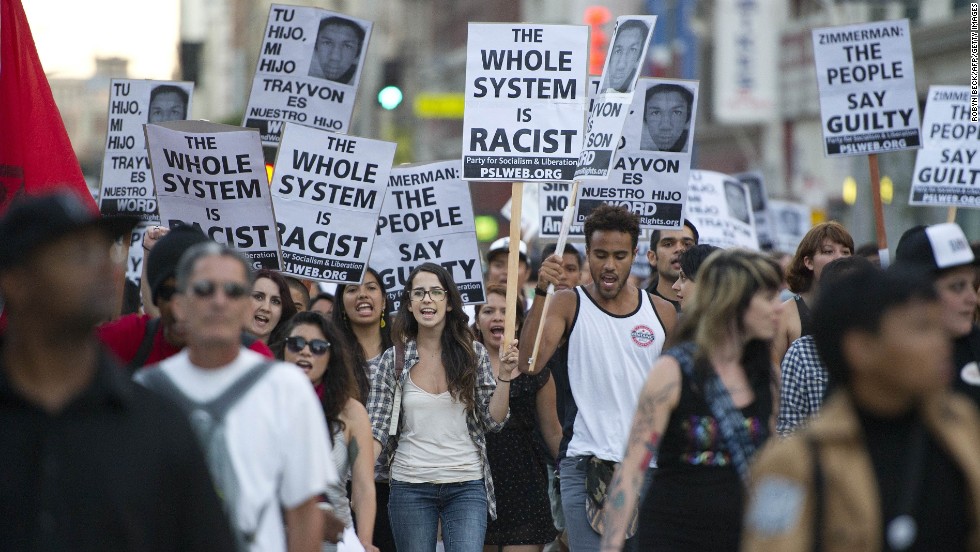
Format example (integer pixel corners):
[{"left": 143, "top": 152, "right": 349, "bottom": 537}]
[{"left": 138, "top": 360, "right": 273, "bottom": 551}]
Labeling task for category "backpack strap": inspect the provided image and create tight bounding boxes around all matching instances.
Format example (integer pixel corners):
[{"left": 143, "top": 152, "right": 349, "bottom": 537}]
[
  {"left": 128, "top": 317, "right": 162, "bottom": 374},
  {"left": 136, "top": 364, "right": 197, "bottom": 414},
  {"left": 201, "top": 361, "right": 274, "bottom": 423}
]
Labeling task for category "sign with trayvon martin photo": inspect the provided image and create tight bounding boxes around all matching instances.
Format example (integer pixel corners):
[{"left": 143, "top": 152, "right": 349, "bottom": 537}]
[
  {"left": 98, "top": 79, "right": 194, "bottom": 287},
  {"left": 574, "top": 78, "right": 698, "bottom": 230},
  {"left": 272, "top": 123, "right": 395, "bottom": 284},
  {"left": 909, "top": 86, "right": 980, "bottom": 207},
  {"left": 372, "top": 160, "right": 485, "bottom": 314},
  {"left": 575, "top": 16, "right": 657, "bottom": 180},
  {"left": 145, "top": 120, "right": 281, "bottom": 269},
  {"left": 685, "top": 170, "right": 759, "bottom": 249},
  {"left": 99, "top": 79, "right": 194, "bottom": 221},
  {"left": 243, "top": 5, "right": 373, "bottom": 146},
  {"left": 462, "top": 23, "right": 589, "bottom": 182},
  {"left": 811, "top": 19, "right": 921, "bottom": 156}
]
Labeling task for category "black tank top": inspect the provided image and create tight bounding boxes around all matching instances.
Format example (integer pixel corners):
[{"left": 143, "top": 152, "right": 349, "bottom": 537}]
[{"left": 795, "top": 295, "right": 813, "bottom": 337}]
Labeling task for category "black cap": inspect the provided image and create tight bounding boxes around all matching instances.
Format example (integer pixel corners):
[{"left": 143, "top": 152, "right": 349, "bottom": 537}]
[
  {"left": 894, "top": 223, "right": 976, "bottom": 274},
  {"left": 146, "top": 225, "right": 211, "bottom": 305},
  {"left": 0, "top": 191, "right": 138, "bottom": 271}
]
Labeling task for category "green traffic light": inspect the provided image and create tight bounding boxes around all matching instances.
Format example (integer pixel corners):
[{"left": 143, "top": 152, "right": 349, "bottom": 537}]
[{"left": 378, "top": 86, "right": 403, "bottom": 110}]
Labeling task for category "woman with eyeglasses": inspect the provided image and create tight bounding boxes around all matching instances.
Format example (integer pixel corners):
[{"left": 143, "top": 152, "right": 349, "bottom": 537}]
[
  {"left": 274, "top": 311, "right": 378, "bottom": 552},
  {"left": 244, "top": 269, "right": 298, "bottom": 346},
  {"left": 368, "top": 263, "right": 516, "bottom": 552}
]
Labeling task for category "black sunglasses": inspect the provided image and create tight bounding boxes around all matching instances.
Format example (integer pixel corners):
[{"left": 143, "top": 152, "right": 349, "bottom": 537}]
[
  {"left": 190, "top": 280, "right": 249, "bottom": 299},
  {"left": 285, "top": 336, "right": 331, "bottom": 356}
]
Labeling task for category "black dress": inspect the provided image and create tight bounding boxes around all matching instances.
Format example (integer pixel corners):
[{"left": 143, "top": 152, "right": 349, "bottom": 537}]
[
  {"left": 637, "top": 344, "right": 772, "bottom": 551},
  {"left": 484, "top": 368, "right": 559, "bottom": 545}
]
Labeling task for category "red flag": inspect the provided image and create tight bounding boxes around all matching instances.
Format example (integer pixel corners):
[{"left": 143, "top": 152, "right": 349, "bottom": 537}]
[{"left": 0, "top": 0, "right": 97, "bottom": 215}]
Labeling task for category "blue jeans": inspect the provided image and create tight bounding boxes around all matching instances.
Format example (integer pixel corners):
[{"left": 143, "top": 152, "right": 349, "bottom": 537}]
[
  {"left": 389, "top": 479, "right": 487, "bottom": 552},
  {"left": 559, "top": 456, "right": 638, "bottom": 552}
]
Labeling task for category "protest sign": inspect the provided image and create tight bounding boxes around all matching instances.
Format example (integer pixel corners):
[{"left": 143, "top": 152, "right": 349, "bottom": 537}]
[
  {"left": 736, "top": 172, "right": 775, "bottom": 249},
  {"left": 712, "top": 0, "right": 779, "bottom": 124},
  {"left": 575, "top": 16, "right": 657, "bottom": 179},
  {"left": 538, "top": 181, "right": 584, "bottom": 237},
  {"left": 811, "top": 19, "right": 920, "bottom": 156},
  {"left": 685, "top": 170, "right": 758, "bottom": 249},
  {"left": 373, "top": 160, "right": 484, "bottom": 313},
  {"left": 243, "top": 5, "right": 372, "bottom": 145},
  {"left": 768, "top": 199, "right": 811, "bottom": 253},
  {"left": 575, "top": 78, "right": 697, "bottom": 229},
  {"left": 99, "top": 79, "right": 194, "bottom": 222},
  {"left": 272, "top": 123, "right": 395, "bottom": 284},
  {"left": 145, "top": 120, "right": 281, "bottom": 269},
  {"left": 462, "top": 23, "right": 589, "bottom": 181},
  {"left": 909, "top": 86, "right": 980, "bottom": 207}
]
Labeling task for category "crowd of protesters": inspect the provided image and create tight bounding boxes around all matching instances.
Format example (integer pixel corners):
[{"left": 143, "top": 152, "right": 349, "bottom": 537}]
[{"left": 4, "top": 192, "right": 980, "bottom": 552}]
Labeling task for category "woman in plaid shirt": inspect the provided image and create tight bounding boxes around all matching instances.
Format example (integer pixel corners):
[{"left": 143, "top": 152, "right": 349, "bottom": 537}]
[{"left": 368, "top": 263, "right": 516, "bottom": 552}]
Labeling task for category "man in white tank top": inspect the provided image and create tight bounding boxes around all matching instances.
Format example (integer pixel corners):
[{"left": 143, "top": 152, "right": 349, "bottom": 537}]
[{"left": 519, "top": 205, "right": 677, "bottom": 551}]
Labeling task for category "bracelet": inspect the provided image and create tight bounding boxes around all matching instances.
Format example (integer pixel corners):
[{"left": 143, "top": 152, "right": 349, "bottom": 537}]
[
  {"left": 534, "top": 286, "right": 549, "bottom": 297},
  {"left": 497, "top": 375, "right": 514, "bottom": 383}
]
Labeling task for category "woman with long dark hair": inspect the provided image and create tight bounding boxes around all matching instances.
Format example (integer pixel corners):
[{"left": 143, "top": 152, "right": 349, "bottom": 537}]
[
  {"left": 368, "top": 263, "right": 515, "bottom": 552},
  {"left": 274, "top": 311, "right": 377, "bottom": 551},
  {"left": 601, "top": 249, "right": 783, "bottom": 551},
  {"left": 244, "top": 269, "right": 298, "bottom": 346},
  {"left": 474, "top": 284, "right": 561, "bottom": 552},
  {"left": 332, "top": 267, "right": 394, "bottom": 550}
]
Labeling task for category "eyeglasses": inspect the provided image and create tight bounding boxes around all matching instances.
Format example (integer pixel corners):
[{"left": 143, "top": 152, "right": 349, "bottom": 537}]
[
  {"left": 189, "top": 280, "right": 248, "bottom": 299},
  {"left": 410, "top": 288, "right": 446, "bottom": 302},
  {"left": 285, "top": 336, "right": 331, "bottom": 356}
]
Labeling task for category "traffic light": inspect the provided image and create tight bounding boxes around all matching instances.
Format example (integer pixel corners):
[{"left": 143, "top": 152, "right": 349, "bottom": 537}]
[
  {"left": 378, "top": 60, "right": 403, "bottom": 110},
  {"left": 584, "top": 6, "right": 611, "bottom": 75}
]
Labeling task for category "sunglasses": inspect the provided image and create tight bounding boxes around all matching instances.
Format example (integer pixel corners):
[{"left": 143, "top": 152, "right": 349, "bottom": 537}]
[
  {"left": 285, "top": 336, "right": 331, "bottom": 356},
  {"left": 190, "top": 280, "right": 249, "bottom": 299}
]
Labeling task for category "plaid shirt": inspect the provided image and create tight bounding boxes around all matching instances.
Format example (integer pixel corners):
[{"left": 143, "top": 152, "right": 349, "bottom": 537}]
[
  {"left": 777, "top": 335, "right": 828, "bottom": 436},
  {"left": 367, "top": 339, "right": 509, "bottom": 519}
]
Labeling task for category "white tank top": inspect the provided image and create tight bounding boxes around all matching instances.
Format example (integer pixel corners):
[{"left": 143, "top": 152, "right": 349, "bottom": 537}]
[
  {"left": 565, "top": 286, "right": 667, "bottom": 462},
  {"left": 390, "top": 375, "right": 483, "bottom": 484}
]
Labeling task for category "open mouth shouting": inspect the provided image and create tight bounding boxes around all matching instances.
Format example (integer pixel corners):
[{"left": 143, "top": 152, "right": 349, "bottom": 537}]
[
  {"left": 599, "top": 271, "right": 619, "bottom": 292},
  {"left": 354, "top": 301, "right": 375, "bottom": 317},
  {"left": 489, "top": 324, "right": 505, "bottom": 340},
  {"left": 252, "top": 313, "right": 271, "bottom": 332},
  {"left": 295, "top": 358, "right": 313, "bottom": 373},
  {"left": 418, "top": 306, "right": 439, "bottom": 321}
]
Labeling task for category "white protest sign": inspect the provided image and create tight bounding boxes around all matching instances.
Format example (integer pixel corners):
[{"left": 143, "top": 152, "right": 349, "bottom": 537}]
[
  {"left": 243, "top": 5, "right": 373, "bottom": 145},
  {"left": 712, "top": 0, "right": 779, "bottom": 124},
  {"left": 125, "top": 223, "right": 150, "bottom": 287},
  {"left": 575, "top": 17, "right": 657, "bottom": 179},
  {"left": 685, "top": 170, "right": 758, "bottom": 249},
  {"left": 462, "top": 23, "right": 588, "bottom": 182},
  {"left": 811, "top": 19, "right": 920, "bottom": 156},
  {"left": 768, "top": 199, "right": 811, "bottom": 253},
  {"left": 538, "top": 181, "right": 584, "bottom": 238},
  {"left": 909, "top": 86, "right": 980, "bottom": 207},
  {"left": 575, "top": 78, "right": 697, "bottom": 229},
  {"left": 373, "top": 160, "right": 485, "bottom": 313},
  {"left": 736, "top": 172, "right": 775, "bottom": 249},
  {"left": 99, "top": 79, "right": 194, "bottom": 221},
  {"left": 272, "top": 123, "right": 395, "bottom": 284},
  {"left": 145, "top": 120, "right": 281, "bottom": 269}
]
